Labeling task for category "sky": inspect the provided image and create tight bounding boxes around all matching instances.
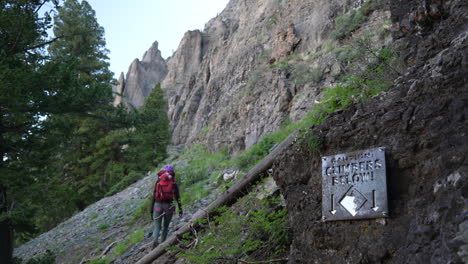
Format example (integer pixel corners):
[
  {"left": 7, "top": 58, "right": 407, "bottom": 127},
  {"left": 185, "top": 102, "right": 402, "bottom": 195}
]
[{"left": 85, "top": 0, "right": 230, "bottom": 78}]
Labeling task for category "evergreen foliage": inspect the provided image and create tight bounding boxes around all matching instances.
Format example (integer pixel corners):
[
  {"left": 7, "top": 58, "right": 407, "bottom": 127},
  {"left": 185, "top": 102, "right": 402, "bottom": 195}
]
[
  {"left": 126, "top": 84, "right": 171, "bottom": 171},
  {"left": 0, "top": 1, "right": 171, "bottom": 259},
  {"left": 49, "top": 0, "right": 113, "bottom": 87}
]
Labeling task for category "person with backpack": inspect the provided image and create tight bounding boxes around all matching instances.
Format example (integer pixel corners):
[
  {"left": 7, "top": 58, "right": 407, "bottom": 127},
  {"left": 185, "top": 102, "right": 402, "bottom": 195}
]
[{"left": 150, "top": 165, "right": 182, "bottom": 249}]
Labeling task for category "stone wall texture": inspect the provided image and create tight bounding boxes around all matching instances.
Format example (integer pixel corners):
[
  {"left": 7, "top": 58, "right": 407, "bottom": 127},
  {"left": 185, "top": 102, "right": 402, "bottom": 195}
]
[
  {"left": 160, "top": 0, "right": 381, "bottom": 153},
  {"left": 271, "top": 0, "right": 468, "bottom": 263}
]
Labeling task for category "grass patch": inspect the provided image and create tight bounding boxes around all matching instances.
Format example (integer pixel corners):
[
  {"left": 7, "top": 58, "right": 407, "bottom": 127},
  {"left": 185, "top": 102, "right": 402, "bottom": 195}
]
[
  {"left": 179, "top": 145, "right": 229, "bottom": 186},
  {"left": 98, "top": 223, "right": 110, "bottom": 232},
  {"left": 229, "top": 121, "right": 299, "bottom": 170},
  {"left": 175, "top": 145, "right": 230, "bottom": 206},
  {"left": 112, "top": 229, "right": 145, "bottom": 257},
  {"left": 88, "top": 258, "right": 110, "bottom": 264},
  {"left": 90, "top": 212, "right": 99, "bottom": 219},
  {"left": 128, "top": 229, "right": 145, "bottom": 244},
  {"left": 181, "top": 180, "right": 212, "bottom": 206}
]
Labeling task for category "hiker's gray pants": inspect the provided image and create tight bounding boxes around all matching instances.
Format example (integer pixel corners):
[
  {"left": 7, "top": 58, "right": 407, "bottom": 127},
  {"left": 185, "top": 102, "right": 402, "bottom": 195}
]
[{"left": 153, "top": 202, "right": 174, "bottom": 243}]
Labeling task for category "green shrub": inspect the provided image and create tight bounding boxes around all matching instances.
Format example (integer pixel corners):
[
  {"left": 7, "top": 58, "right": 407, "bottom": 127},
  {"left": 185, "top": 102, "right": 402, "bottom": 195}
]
[
  {"left": 270, "top": 58, "right": 290, "bottom": 70},
  {"left": 331, "top": 9, "right": 367, "bottom": 40},
  {"left": 333, "top": 44, "right": 362, "bottom": 63},
  {"left": 325, "top": 42, "right": 336, "bottom": 52},
  {"left": 227, "top": 117, "right": 307, "bottom": 171},
  {"left": 176, "top": 197, "right": 289, "bottom": 264},
  {"left": 88, "top": 258, "right": 110, "bottom": 264},
  {"left": 247, "top": 206, "right": 289, "bottom": 255},
  {"left": 231, "top": 137, "right": 275, "bottom": 169},
  {"left": 303, "top": 134, "right": 322, "bottom": 155},
  {"left": 98, "top": 223, "right": 110, "bottom": 231},
  {"left": 291, "top": 62, "right": 322, "bottom": 85}
]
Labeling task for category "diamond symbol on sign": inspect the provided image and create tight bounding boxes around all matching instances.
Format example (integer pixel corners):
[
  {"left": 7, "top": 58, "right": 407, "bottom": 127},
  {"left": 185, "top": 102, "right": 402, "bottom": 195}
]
[{"left": 339, "top": 187, "right": 367, "bottom": 216}]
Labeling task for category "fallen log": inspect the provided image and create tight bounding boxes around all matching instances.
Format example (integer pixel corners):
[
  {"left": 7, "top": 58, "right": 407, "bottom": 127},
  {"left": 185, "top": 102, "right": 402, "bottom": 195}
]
[{"left": 136, "top": 131, "right": 298, "bottom": 264}]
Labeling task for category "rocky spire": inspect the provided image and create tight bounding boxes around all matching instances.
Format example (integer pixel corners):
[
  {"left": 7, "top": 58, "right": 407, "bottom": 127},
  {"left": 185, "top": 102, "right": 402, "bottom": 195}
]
[
  {"left": 122, "top": 41, "right": 168, "bottom": 108},
  {"left": 112, "top": 72, "right": 125, "bottom": 106}
]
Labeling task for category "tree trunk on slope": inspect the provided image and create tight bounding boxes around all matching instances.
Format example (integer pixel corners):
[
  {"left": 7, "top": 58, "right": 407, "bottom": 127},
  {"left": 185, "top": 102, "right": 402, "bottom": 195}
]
[
  {"left": 136, "top": 131, "right": 298, "bottom": 264},
  {"left": 0, "top": 187, "right": 13, "bottom": 264}
]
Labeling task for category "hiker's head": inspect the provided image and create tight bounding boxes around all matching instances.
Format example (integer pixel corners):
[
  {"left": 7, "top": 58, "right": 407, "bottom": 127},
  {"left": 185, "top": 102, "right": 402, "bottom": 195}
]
[{"left": 164, "top": 165, "right": 174, "bottom": 171}]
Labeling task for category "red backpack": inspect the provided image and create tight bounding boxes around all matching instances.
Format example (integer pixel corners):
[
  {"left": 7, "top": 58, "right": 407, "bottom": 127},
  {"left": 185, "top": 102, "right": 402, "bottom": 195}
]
[{"left": 155, "top": 172, "right": 176, "bottom": 202}]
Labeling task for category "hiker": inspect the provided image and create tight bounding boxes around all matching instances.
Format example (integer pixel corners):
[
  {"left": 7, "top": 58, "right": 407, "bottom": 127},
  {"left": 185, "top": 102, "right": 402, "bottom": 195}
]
[{"left": 150, "top": 165, "right": 183, "bottom": 249}]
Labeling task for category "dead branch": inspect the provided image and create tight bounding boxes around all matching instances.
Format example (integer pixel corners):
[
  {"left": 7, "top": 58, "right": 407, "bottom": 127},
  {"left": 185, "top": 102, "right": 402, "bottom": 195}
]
[
  {"left": 189, "top": 223, "right": 199, "bottom": 249},
  {"left": 100, "top": 241, "right": 117, "bottom": 258}
]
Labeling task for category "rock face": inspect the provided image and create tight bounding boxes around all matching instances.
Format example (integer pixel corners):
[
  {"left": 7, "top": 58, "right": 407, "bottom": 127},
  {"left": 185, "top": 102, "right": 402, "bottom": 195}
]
[
  {"left": 14, "top": 175, "right": 155, "bottom": 263},
  {"left": 119, "top": 41, "right": 168, "bottom": 108},
  {"left": 161, "top": 0, "right": 376, "bottom": 153},
  {"left": 113, "top": 72, "right": 125, "bottom": 106},
  {"left": 271, "top": 0, "right": 468, "bottom": 263}
]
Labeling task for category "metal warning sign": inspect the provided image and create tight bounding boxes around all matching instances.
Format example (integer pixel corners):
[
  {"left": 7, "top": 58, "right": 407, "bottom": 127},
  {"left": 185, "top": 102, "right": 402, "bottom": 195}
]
[{"left": 321, "top": 147, "right": 388, "bottom": 221}]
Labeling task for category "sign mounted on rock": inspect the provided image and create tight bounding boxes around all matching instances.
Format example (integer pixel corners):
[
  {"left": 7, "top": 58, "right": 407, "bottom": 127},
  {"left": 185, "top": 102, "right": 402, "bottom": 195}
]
[{"left": 321, "top": 147, "right": 388, "bottom": 221}]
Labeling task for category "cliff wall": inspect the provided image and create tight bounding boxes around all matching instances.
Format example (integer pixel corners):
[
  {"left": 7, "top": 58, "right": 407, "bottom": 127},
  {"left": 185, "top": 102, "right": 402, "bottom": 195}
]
[
  {"left": 271, "top": 0, "right": 468, "bottom": 262},
  {"left": 161, "top": 0, "right": 384, "bottom": 152}
]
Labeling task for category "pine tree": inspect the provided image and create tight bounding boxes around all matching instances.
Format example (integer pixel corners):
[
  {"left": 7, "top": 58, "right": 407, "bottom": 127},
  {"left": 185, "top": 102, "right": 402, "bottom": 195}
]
[
  {"left": 49, "top": 0, "right": 113, "bottom": 89},
  {"left": 1, "top": 2, "right": 171, "bottom": 261},
  {"left": 0, "top": 1, "right": 125, "bottom": 260},
  {"left": 126, "top": 84, "right": 171, "bottom": 171},
  {"left": 41, "top": 0, "right": 126, "bottom": 214},
  {"left": 0, "top": 1, "right": 61, "bottom": 262}
]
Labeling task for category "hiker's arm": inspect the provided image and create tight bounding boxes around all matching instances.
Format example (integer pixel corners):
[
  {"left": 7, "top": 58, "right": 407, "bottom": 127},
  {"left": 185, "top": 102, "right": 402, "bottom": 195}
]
[
  {"left": 175, "top": 184, "right": 183, "bottom": 216},
  {"left": 150, "top": 182, "right": 157, "bottom": 220}
]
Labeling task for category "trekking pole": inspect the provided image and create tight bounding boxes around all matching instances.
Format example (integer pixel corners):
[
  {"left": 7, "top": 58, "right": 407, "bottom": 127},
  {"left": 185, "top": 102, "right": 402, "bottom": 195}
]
[
  {"left": 152, "top": 206, "right": 175, "bottom": 220},
  {"left": 153, "top": 212, "right": 166, "bottom": 220}
]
